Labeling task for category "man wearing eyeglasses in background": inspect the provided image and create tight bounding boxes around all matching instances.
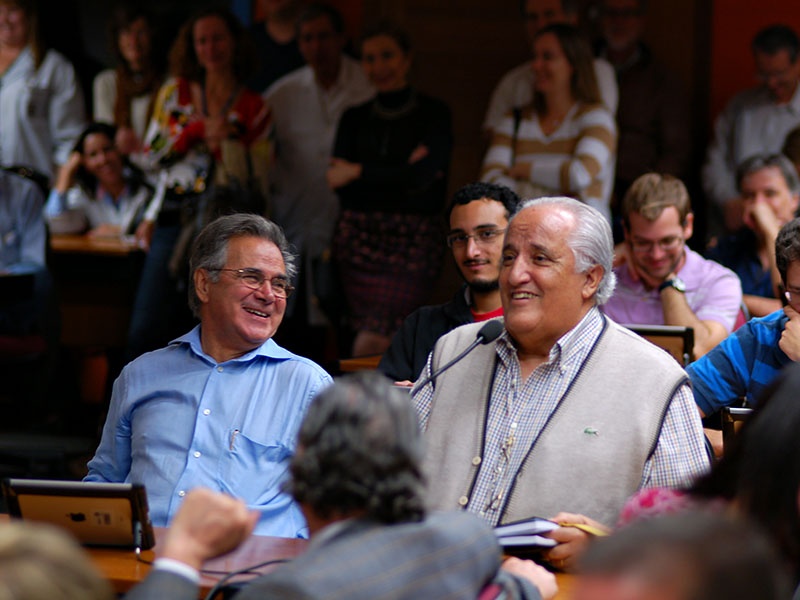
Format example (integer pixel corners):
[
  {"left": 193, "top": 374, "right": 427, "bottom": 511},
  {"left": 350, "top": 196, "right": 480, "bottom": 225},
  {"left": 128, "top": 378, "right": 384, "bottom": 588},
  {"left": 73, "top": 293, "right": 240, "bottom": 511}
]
[
  {"left": 703, "top": 24, "right": 800, "bottom": 237},
  {"left": 378, "top": 182, "right": 519, "bottom": 383},
  {"left": 688, "top": 217, "right": 800, "bottom": 417},
  {"left": 85, "top": 214, "right": 332, "bottom": 538},
  {"left": 602, "top": 173, "right": 742, "bottom": 359}
]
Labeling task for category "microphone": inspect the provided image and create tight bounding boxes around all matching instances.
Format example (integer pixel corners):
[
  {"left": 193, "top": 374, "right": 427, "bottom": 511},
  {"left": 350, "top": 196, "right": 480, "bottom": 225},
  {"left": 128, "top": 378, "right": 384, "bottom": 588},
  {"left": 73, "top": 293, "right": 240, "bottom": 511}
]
[{"left": 415, "top": 320, "right": 504, "bottom": 389}]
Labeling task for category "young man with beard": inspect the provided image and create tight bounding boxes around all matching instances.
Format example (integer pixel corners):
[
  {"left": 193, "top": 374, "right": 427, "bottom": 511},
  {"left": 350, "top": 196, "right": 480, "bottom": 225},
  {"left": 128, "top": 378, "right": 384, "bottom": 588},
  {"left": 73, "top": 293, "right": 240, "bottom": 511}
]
[
  {"left": 602, "top": 173, "right": 742, "bottom": 358},
  {"left": 378, "top": 182, "right": 519, "bottom": 383}
]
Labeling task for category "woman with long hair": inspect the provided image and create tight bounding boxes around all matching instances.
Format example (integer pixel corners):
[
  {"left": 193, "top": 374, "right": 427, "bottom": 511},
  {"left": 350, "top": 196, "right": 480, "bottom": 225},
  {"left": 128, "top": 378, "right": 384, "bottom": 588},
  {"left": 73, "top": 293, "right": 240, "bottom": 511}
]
[
  {"left": 327, "top": 21, "right": 452, "bottom": 357},
  {"left": 481, "top": 23, "right": 616, "bottom": 223},
  {"left": 93, "top": 5, "right": 164, "bottom": 155},
  {"left": 45, "top": 122, "right": 154, "bottom": 237}
]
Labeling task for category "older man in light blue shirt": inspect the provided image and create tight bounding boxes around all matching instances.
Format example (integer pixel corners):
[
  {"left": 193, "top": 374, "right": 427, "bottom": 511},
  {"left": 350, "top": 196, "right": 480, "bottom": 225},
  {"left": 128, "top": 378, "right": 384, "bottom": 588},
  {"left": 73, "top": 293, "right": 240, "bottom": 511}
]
[{"left": 86, "top": 214, "right": 332, "bottom": 537}]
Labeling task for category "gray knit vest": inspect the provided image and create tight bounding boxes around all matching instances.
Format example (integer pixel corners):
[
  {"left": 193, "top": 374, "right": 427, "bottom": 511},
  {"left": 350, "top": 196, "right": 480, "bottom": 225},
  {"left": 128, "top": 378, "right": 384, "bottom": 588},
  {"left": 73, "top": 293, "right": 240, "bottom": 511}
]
[{"left": 421, "top": 317, "right": 687, "bottom": 527}]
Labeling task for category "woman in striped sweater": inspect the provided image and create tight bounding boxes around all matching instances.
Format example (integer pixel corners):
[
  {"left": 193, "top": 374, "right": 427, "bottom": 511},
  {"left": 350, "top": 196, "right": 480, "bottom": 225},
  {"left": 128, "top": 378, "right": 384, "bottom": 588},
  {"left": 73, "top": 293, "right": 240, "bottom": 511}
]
[{"left": 481, "top": 24, "right": 617, "bottom": 223}]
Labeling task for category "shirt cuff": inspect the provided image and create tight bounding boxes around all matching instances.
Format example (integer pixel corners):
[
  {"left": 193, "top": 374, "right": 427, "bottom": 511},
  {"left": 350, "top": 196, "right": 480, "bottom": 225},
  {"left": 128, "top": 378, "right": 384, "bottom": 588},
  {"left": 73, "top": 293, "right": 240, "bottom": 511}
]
[{"left": 153, "top": 557, "right": 201, "bottom": 584}]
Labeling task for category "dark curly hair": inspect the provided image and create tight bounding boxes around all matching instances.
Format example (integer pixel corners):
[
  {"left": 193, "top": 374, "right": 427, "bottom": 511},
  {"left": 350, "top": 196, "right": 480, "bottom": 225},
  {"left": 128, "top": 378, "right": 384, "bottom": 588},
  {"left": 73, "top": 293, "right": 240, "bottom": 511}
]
[
  {"left": 776, "top": 217, "right": 800, "bottom": 286},
  {"left": 168, "top": 6, "right": 257, "bottom": 84},
  {"left": 287, "top": 372, "right": 426, "bottom": 524},
  {"left": 447, "top": 181, "right": 521, "bottom": 222},
  {"left": 71, "top": 121, "right": 148, "bottom": 198}
]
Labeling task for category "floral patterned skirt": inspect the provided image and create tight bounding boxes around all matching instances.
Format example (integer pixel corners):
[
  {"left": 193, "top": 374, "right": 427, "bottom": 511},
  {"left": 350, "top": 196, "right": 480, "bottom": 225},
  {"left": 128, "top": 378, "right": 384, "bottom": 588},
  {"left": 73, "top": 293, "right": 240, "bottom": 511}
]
[{"left": 333, "top": 209, "right": 444, "bottom": 336}]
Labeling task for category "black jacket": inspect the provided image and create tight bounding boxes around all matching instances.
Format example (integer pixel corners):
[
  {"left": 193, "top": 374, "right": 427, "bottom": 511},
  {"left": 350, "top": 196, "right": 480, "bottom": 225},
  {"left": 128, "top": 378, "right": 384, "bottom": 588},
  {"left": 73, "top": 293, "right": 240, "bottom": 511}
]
[{"left": 378, "top": 285, "right": 474, "bottom": 382}]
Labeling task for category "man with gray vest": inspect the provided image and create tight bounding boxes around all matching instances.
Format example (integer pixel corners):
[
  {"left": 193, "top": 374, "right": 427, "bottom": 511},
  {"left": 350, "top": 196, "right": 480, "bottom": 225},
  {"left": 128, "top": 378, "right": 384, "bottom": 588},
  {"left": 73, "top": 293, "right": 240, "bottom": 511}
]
[{"left": 412, "top": 197, "right": 709, "bottom": 570}]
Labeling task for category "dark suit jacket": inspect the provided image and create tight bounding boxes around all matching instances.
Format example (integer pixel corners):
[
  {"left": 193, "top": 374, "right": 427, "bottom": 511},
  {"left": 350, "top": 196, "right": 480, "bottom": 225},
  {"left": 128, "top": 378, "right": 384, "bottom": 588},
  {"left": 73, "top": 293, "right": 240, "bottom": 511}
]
[{"left": 125, "top": 511, "right": 542, "bottom": 599}]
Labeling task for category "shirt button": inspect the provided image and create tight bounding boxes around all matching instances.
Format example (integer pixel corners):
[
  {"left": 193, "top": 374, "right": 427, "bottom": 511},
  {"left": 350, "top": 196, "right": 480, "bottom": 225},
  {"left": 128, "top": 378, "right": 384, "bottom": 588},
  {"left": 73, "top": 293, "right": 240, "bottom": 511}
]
[
  {"left": 217, "top": 366, "right": 224, "bottom": 372},
  {"left": 193, "top": 451, "right": 201, "bottom": 458},
  {"left": 458, "top": 496, "right": 469, "bottom": 506},
  {"left": 178, "top": 490, "right": 186, "bottom": 497},
  {"left": 471, "top": 456, "right": 481, "bottom": 466},
  {"left": 203, "top": 409, "right": 211, "bottom": 416}
]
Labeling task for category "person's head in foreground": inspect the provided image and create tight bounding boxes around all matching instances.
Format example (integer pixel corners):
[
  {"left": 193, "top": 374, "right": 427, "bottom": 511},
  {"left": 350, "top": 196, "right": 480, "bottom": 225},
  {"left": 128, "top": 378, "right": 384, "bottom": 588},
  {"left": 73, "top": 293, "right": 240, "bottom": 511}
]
[
  {"left": 574, "top": 511, "right": 790, "bottom": 600},
  {"left": 287, "top": 371, "right": 426, "bottom": 531},
  {"left": 0, "top": 521, "right": 113, "bottom": 600}
]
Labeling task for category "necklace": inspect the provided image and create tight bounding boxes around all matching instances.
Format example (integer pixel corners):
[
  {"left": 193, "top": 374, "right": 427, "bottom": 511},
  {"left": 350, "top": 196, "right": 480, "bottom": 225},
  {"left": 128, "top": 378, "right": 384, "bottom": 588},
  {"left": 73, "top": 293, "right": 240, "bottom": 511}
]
[
  {"left": 371, "top": 89, "right": 418, "bottom": 120},
  {"left": 201, "top": 82, "right": 240, "bottom": 117}
]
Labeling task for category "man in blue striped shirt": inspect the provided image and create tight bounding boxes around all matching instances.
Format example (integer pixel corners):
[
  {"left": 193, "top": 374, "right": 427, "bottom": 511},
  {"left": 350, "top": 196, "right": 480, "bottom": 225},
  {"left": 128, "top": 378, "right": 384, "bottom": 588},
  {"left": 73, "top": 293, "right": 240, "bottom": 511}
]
[{"left": 688, "top": 217, "right": 800, "bottom": 416}]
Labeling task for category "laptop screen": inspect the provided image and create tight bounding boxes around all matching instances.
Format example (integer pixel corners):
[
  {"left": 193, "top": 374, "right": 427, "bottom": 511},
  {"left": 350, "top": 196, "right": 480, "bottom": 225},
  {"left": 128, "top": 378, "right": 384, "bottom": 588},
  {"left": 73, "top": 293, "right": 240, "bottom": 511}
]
[{"left": 2, "top": 479, "right": 155, "bottom": 550}]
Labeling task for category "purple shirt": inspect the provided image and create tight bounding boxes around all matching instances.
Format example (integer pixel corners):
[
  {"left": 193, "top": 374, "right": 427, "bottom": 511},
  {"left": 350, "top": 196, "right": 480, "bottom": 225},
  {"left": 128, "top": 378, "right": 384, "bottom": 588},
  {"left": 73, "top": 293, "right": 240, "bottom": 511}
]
[{"left": 602, "top": 248, "right": 742, "bottom": 332}]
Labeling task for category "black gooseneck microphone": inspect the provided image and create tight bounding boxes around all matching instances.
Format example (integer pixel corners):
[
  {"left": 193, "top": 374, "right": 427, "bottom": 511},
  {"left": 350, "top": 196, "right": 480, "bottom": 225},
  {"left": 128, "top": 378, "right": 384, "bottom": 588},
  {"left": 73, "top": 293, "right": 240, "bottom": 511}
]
[{"left": 415, "top": 319, "right": 504, "bottom": 389}]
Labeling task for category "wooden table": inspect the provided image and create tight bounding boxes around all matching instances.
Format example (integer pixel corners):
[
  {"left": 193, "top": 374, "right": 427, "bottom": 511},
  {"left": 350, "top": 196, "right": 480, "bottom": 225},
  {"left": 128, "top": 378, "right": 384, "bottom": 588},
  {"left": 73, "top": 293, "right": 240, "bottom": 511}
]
[
  {"left": 50, "top": 234, "right": 142, "bottom": 257},
  {"left": 49, "top": 234, "right": 144, "bottom": 350},
  {"left": 555, "top": 572, "right": 576, "bottom": 599},
  {"left": 88, "top": 535, "right": 575, "bottom": 598},
  {"left": 87, "top": 527, "right": 307, "bottom": 595},
  {"left": 0, "top": 508, "right": 574, "bottom": 599}
]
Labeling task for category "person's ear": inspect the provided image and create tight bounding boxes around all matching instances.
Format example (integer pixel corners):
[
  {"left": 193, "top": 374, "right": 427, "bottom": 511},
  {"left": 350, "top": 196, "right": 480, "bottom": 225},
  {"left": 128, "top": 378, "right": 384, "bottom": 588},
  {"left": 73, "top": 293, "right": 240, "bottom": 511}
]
[
  {"left": 683, "top": 213, "right": 694, "bottom": 241},
  {"left": 194, "top": 268, "right": 211, "bottom": 304},
  {"left": 582, "top": 264, "right": 603, "bottom": 300}
]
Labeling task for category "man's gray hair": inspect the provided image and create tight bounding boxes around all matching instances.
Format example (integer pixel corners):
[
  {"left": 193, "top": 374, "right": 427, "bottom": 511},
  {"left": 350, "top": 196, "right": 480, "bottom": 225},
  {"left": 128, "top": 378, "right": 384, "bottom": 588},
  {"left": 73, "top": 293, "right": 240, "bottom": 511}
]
[
  {"left": 187, "top": 214, "right": 297, "bottom": 317},
  {"left": 736, "top": 153, "right": 800, "bottom": 196},
  {"left": 512, "top": 197, "right": 617, "bottom": 304}
]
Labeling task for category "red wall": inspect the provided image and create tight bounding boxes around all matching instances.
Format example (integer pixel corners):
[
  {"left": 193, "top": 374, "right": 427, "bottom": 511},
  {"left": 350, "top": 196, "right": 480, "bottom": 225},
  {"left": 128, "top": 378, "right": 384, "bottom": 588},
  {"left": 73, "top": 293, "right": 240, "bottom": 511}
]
[{"left": 710, "top": 1, "right": 800, "bottom": 121}]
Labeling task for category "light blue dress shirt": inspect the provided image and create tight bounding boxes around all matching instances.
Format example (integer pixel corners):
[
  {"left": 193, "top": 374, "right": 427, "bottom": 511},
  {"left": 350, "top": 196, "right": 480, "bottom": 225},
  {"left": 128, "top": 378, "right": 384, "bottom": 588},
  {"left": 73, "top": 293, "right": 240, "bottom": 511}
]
[{"left": 85, "top": 326, "right": 332, "bottom": 538}]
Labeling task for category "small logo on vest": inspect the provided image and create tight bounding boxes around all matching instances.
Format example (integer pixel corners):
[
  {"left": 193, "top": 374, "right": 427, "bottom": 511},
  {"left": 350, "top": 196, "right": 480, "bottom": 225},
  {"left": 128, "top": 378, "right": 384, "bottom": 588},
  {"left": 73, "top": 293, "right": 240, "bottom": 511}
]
[{"left": 583, "top": 427, "right": 599, "bottom": 436}]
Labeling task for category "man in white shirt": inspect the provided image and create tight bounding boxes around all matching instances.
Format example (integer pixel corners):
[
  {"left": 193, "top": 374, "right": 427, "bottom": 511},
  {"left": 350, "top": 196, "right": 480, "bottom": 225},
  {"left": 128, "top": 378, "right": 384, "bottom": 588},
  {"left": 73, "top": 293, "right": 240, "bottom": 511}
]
[
  {"left": 265, "top": 4, "right": 374, "bottom": 354},
  {"left": 703, "top": 24, "right": 800, "bottom": 235},
  {"left": 483, "top": 0, "right": 618, "bottom": 137}
]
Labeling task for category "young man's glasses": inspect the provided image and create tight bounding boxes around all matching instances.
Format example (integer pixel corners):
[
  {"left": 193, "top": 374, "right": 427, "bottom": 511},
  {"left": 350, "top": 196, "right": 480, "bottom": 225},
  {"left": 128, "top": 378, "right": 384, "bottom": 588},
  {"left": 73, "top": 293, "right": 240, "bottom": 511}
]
[
  {"left": 629, "top": 236, "right": 684, "bottom": 254},
  {"left": 446, "top": 228, "right": 506, "bottom": 248}
]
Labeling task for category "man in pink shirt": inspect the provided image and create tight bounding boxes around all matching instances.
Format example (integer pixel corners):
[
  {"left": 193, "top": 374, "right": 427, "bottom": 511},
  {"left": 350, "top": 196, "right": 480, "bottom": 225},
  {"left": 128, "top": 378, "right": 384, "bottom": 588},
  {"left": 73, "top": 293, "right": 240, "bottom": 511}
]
[{"left": 602, "top": 173, "right": 742, "bottom": 358}]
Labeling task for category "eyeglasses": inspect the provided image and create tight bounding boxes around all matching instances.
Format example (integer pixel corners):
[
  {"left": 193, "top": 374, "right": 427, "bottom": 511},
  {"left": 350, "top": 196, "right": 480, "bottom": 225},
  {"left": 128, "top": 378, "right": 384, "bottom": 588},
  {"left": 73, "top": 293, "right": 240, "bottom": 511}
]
[
  {"left": 446, "top": 228, "right": 506, "bottom": 248},
  {"left": 214, "top": 268, "right": 295, "bottom": 298},
  {"left": 785, "top": 288, "right": 800, "bottom": 306},
  {"left": 629, "top": 236, "right": 684, "bottom": 254},
  {"left": 757, "top": 65, "right": 795, "bottom": 84}
]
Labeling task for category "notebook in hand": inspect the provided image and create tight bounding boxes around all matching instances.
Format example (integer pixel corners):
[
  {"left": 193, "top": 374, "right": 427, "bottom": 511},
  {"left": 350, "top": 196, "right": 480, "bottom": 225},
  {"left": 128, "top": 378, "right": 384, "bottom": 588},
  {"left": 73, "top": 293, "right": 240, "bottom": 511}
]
[
  {"left": 2, "top": 478, "right": 155, "bottom": 550},
  {"left": 495, "top": 516, "right": 559, "bottom": 551}
]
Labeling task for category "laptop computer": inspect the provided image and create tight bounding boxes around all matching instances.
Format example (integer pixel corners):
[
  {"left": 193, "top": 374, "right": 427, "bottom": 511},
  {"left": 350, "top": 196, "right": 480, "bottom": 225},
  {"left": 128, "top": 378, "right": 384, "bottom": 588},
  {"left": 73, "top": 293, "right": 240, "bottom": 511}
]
[
  {"left": 625, "top": 324, "right": 695, "bottom": 366},
  {"left": 2, "top": 479, "right": 155, "bottom": 550}
]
